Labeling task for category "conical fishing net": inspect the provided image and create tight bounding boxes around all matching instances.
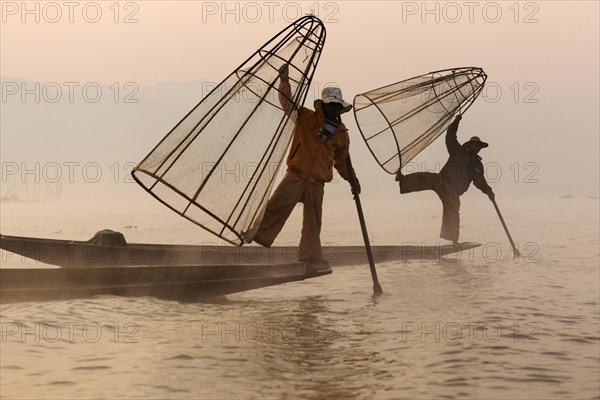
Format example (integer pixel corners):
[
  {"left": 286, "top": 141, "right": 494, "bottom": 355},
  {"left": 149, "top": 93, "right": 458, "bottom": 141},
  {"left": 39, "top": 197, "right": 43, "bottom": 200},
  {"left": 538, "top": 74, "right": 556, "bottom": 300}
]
[
  {"left": 132, "top": 16, "right": 326, "bottom": 245},
  {"left": 353, "top": 67, "right": 487, "bottom": 174}
]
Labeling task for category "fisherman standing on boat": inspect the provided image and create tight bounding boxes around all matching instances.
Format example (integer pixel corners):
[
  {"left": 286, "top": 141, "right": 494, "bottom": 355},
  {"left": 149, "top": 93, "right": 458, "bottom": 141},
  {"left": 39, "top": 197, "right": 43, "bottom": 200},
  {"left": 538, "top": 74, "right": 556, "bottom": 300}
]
[
  {"left": 395, "top": 115, "right": 495, "bottom": 243},
  {"left": 245, "top": 63, "right": 360, "bottom": 274}
]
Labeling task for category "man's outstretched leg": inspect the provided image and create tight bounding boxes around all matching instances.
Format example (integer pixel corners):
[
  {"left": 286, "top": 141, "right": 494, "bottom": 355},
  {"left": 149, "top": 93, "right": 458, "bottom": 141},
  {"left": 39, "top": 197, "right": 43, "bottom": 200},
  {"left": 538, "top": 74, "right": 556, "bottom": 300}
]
[
  {"left": 396, "top": 171, "right": 439, "bottom": 194},
  {"left": 396, "top": 170, "right": 461, "bottom": 243},
  {"left": 252, "top": 172, "right": 304, "bottom": 247}
]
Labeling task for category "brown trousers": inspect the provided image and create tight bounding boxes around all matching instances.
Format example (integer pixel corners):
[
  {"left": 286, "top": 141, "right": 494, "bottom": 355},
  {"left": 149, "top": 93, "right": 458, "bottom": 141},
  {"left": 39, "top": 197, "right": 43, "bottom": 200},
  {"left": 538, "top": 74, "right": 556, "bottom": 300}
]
[
  {"left": 401, "top": 172, "right": 461, "bottom": 243},
  {"left": 253, "top": 171, "right": 324, "bottom": 262}
]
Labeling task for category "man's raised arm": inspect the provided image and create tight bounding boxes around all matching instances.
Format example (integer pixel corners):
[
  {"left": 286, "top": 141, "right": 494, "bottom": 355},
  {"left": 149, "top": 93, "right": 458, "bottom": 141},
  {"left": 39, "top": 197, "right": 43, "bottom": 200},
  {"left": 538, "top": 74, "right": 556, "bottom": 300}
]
[
  {"left": 278, "top": 64, "right": 294, "bottom": 116},
  {"left": 446, "top": 114, "right": 463, "bottom": 154}
]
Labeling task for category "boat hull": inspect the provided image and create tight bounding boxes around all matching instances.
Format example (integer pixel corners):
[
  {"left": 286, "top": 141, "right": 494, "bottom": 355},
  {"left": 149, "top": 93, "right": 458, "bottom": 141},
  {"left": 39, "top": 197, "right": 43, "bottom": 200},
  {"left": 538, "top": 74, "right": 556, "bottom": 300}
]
[
  {"left": 0, "top": 233, "right": 481, "bottom": 268},
  {"left": 0, "top": 263, "right": 330, "bottom": 303}
]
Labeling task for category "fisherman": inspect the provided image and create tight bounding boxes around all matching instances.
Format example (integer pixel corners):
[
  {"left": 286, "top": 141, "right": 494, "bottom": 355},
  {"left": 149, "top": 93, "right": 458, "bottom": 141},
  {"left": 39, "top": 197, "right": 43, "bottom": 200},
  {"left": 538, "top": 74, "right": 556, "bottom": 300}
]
[
  {"left": 246, "top": 63, "right": 360, "bottom": 275},
  {"left": 395, "top": 115, "right": 495, "bottom": 244}
]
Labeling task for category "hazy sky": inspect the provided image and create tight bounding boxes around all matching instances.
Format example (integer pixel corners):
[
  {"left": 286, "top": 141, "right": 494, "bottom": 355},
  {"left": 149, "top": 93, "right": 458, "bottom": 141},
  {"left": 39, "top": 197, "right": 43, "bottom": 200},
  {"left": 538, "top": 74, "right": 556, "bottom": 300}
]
[{"left": 1, "top": 1, "right": 599, "bottom": 203}]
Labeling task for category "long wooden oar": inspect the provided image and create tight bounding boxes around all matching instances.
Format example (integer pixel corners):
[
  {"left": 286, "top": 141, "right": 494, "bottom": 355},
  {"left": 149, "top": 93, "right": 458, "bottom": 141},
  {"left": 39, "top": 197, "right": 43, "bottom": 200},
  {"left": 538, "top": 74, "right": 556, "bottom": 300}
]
[
  {"left": 491, "top": 198, "right": 521, "bottom": 257},
  {"left": 346, "top": 155, "right": 383, "bottom": 296}
]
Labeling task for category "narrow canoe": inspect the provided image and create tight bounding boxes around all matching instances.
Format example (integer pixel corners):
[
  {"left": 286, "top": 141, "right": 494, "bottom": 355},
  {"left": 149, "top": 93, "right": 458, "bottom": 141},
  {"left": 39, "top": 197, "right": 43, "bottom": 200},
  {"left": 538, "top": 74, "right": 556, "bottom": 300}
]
[
  {"left": 0, "top": 230, "right": 481, "bottom": 268},
  {"left": 0, "top": 263, "right": 330, "bottom": 304}
]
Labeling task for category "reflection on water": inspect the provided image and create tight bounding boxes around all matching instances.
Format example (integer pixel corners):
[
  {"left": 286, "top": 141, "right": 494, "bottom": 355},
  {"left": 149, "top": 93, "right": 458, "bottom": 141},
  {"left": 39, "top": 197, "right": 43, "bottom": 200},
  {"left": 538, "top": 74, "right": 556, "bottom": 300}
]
[{"left": 253, "top": 296, "right": 375, "bottom": 400}]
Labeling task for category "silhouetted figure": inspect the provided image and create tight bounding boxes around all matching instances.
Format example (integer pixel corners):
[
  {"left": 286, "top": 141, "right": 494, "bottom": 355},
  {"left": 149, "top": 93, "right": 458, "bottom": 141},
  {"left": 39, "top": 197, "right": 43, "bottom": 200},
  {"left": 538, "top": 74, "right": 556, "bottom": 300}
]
[{"left": 396, "top": 115, "right": 494, "bottom": 243}]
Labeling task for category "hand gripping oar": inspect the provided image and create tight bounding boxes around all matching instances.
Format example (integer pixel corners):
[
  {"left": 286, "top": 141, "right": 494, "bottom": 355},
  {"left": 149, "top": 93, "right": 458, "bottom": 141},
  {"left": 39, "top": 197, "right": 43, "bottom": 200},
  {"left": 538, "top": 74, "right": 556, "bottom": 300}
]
[
  {"left": 346, "top": 155, "right": 383, "bottom": 296},
  {"left": 491, "top": 198, "right": 521, "bottom": 258}
]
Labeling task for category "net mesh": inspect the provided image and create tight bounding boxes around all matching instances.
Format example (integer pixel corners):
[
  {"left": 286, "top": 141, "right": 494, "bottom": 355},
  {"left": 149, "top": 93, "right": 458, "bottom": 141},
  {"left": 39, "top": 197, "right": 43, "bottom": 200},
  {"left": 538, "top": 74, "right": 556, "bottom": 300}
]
[
  {"left": 353, "top": 67, "right": 487, "bottom": 174},
  {"left": 132, "top": 16, "right": 326, "bottom": 245}
]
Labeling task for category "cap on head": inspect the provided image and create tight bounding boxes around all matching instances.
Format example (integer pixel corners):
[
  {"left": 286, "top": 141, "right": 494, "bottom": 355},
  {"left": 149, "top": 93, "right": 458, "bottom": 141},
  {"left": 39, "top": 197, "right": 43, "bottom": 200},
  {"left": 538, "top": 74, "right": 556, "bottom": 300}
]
[
  {"left": 463, "top": 136, "right": 489, "bottom": 149},
  {"left": 314, "top": 86, "right": 352, "bottom": 114}
]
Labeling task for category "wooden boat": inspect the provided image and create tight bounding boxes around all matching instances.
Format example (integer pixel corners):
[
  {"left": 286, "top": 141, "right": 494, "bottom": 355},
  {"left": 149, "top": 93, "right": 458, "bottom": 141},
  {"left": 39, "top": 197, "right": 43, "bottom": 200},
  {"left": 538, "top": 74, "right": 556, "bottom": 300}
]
[
  {"left": 0, "top": 231, "right": 481, "bottom": 303},
  {"left": 0, "top": 263, "right": 330, "bottom": 304},
  {"left": 0, "top": 230, "right": 481, "bottom": 268}
]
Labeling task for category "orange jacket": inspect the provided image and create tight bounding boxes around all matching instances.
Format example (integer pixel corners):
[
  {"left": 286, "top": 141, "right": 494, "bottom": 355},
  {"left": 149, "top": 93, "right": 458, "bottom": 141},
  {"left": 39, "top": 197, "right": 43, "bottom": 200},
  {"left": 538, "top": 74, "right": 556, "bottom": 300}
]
[
  {"left": 278, "top": 79, "right": 352, "bottom": 184},
  {"left": 285, "top": 107, "right": 352, "bottom": 184}
]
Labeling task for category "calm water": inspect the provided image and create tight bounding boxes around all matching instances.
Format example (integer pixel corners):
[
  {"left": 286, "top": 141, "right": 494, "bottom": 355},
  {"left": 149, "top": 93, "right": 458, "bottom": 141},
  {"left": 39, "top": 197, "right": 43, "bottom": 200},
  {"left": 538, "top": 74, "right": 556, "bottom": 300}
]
[{"left": 1, "top": 197, "right": 599, "bottom": 399}]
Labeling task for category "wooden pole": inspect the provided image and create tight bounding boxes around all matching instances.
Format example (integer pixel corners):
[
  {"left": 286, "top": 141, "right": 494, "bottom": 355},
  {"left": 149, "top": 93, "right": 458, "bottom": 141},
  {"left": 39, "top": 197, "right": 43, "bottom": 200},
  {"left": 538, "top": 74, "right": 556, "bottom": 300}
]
[
  {"left": 346, "top": 155, "right": 383, "bottom": 295},
  {"left": 492, "top": 198, "right": 521, "bottom": 258}
]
